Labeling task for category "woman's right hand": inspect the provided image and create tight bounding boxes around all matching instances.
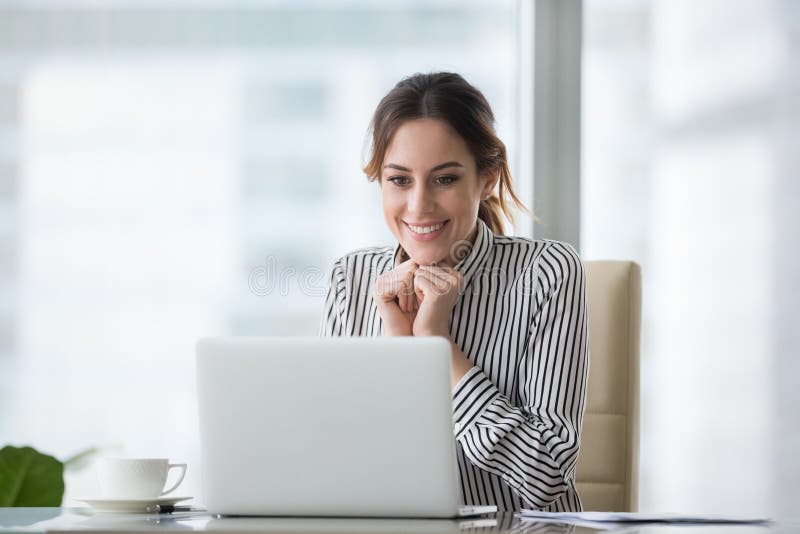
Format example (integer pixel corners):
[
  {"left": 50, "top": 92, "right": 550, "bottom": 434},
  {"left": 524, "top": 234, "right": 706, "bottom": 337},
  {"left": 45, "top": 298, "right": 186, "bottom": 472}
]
[{"left": 372, "top": 259, "right": 420, "bottom": 336}]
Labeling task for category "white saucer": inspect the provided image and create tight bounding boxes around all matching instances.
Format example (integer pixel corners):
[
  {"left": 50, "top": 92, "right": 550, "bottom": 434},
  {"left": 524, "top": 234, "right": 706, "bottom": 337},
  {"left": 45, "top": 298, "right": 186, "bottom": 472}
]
[{"left": 75, "top": 495, "right": 192, "bottom": 513}]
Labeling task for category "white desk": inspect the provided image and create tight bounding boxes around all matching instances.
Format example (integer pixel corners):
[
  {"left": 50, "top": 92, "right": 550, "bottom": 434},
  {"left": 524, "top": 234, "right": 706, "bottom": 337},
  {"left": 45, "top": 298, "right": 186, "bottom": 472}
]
[{"left": 0, "top": 508, "right": 792, "bottom": 534}]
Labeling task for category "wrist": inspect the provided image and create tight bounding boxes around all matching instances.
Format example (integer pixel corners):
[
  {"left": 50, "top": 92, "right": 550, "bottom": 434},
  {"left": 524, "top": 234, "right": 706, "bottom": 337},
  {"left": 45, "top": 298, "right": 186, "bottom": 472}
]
[
  {"left": 383, "top": 325, "right": 413, "bottom": 337},
  {"left": 413, "top": 323, "right": 450, "bottom": 338},
  {"left": 449, "top": 342, "right": 474, "bottom": 388},
  {"left": 414, "top": 330, "right": 449, "bottom": 339}
]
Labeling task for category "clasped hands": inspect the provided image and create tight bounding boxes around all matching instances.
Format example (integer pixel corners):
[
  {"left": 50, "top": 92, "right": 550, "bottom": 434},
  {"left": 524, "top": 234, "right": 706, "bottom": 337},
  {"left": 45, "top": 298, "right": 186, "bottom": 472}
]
[{"left": 373, "top": 259, "right": 464, "bottom": 338}]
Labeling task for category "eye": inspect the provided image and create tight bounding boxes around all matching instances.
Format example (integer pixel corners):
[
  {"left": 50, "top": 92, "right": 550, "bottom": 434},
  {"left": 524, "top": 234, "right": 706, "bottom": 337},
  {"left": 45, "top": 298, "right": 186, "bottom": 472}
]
[
  {"left": 386, "top": 175, "right": 410, "bottom": 186},
  {"left": 435, "top": 174, "right": 459, "bottom": 185}
]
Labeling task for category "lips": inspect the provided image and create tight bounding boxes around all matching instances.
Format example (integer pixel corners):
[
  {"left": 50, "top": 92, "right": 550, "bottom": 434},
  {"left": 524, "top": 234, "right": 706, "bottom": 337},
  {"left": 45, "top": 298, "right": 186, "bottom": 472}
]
[
  {"left": 405, "top": 220, "right": 448, "bottom": 226},
  {"left": 405, "top": 220, "right": 447, "bottom": 233},
  {"left": 404, "top": 220, "right": 449, "bottom": 241}
]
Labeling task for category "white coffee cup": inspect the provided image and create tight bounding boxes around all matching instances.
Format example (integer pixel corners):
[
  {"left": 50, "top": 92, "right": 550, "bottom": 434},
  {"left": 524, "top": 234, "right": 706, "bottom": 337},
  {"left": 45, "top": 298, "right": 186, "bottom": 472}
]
[{"left": 97, "top": 458, "right": 187, "bottom": 500}]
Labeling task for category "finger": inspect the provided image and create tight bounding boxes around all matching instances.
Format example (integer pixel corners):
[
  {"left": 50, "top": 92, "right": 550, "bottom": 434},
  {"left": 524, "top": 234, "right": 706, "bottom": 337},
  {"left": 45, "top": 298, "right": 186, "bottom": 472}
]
[
  {"left": 414, "top": 271, "right": 443, "bottom": 299},
  {"left": 378, "top": 273, "right": 399, "bottom": 311},
  {"left": 413, "top": 272, "right": 439, "bottom": 301},
  {"left": 416, "top": 265, "right": 457, "bottom": 277},
  {"left": 399, "top": 259, "right": 418, "bottom": 276},
  {"left": 407, "top": 288, "right": 419, "bottom": 311},
  {"left": 373, "top": 277, "right": 397, "bottom": 304},
  {"left": 404, "top": 272, "right": 417, "bottom": 311},
  {"left": 415, "top": 266, "right": 453, "bottom": 288},
  {"left": 415, "top": 269, "right": 452, "bottom": 292},
  {"left": 399, "top": 282, "right": 410, "bottom": 313},
  {"left": 406, "top": 294, "right": 419, "bottom": 315},
  {"left": 416, "top": 271, "right": 460, "bottom": 300},
  {"left": 408, "top": 280, "right": 420, "bottom": 310},
  {"left": 413, "top": 273, "right": 426, "bottom": 302},
  {"left": 405, "top": 285, "right": 416, "bottom": 312},
  {"left": 391, "top": 263, "right": 414, "bottom": 304},
  {"left": 415, "top": 267, "right": 441, "bottom": 288},
  {"left": 417, "top": 266, "right": 463, "bottom": 292},
  {"left": 373, "top": 286, "right": 403, "bottom": 312}
]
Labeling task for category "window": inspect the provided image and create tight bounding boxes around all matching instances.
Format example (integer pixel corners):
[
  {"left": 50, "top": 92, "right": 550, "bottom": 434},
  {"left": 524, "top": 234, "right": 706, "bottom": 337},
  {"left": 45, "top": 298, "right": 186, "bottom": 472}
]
[
  {"left": 582, "top": 0, "right": 798, "bottom": 517},
  {"left": 0, "top": 0, "right": 524, "bottom": 503}
]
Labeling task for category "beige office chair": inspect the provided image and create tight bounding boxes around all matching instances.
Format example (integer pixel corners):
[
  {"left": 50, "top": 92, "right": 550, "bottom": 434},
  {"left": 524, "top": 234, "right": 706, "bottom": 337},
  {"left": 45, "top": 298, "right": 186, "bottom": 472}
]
[{"left": 576, "top": 261, "right": 641, "bottom": 512}]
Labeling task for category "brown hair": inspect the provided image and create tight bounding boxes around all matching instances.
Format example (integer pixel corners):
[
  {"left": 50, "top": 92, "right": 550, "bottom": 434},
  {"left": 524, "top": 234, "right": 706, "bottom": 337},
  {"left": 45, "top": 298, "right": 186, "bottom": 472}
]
[{"left": 362, "top": 72, "right": 529, "bottom": 235}]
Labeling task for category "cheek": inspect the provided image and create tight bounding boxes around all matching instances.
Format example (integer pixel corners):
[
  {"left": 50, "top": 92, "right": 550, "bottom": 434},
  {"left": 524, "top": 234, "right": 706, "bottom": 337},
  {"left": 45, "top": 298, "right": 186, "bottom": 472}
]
[
  {"left": 445, "top": 188, "right": 480, "bottom": 214},
  {"left": 381, "top": 189, "right": 403, "bottom": 219}
]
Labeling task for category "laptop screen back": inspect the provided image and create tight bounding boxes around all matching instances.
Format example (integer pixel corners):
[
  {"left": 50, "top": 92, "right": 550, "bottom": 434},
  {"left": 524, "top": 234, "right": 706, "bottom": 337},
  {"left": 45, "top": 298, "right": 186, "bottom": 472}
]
[{"left": 196, "top": 336, "right": 460, "bottom": 517}]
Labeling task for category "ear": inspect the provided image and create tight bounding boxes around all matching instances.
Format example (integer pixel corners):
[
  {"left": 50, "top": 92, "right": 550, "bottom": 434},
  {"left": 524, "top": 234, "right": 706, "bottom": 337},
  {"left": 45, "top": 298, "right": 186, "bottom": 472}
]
[{"left": 481, "top": 169, "right": 500, "bottom": 199}]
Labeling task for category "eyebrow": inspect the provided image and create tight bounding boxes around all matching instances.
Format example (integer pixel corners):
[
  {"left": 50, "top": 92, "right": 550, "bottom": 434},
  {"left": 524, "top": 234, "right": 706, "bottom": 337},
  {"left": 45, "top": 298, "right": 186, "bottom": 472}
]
[{"left": 383, "top": 161, "right": 464, "bottom": 173}]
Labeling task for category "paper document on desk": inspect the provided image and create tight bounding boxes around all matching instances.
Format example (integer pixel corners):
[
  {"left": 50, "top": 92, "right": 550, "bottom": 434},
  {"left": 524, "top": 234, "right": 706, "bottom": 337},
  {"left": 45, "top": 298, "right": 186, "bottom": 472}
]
[{"left": 518, "top": 510, "right": 771, "bottom": 526}]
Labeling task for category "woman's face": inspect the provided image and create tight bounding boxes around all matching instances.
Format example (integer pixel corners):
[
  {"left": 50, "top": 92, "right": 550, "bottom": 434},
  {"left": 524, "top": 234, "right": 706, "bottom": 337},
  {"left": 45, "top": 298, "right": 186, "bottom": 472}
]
[{"left": 380, "top": 118, "right": 497, "bottom": 266}]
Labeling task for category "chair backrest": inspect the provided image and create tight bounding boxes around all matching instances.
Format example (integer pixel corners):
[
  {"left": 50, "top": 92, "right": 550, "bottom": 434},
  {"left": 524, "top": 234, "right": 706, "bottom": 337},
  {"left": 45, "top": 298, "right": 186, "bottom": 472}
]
[{"left": 576, "top": 260, "right": 641, "bottom": 512}]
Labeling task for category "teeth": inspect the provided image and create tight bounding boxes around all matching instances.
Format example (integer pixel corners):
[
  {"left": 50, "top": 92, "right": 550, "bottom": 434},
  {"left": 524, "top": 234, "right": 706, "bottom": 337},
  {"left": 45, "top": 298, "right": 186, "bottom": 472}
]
[{"left": 408, "top": 222, "right": 445, "bottom": 234}]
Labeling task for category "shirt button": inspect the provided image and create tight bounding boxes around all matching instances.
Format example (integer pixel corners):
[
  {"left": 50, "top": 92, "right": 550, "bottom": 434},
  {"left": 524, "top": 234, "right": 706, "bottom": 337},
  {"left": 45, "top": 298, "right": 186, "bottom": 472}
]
[{"left": 454, "top": 422, "right": 462, "bottom": 432}]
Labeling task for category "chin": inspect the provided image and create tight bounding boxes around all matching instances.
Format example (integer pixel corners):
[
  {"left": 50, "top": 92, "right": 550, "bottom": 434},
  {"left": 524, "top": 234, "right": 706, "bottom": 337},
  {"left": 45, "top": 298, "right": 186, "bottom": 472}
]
[{"left": 405, "top": 248, "right": 446, "bottom": 266}]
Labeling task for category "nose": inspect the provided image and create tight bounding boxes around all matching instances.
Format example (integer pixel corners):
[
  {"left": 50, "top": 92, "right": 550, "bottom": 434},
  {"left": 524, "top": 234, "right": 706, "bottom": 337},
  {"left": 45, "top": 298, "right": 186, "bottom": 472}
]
[{"left": 407, "top": 183, "right": 434, "bottom": 215}]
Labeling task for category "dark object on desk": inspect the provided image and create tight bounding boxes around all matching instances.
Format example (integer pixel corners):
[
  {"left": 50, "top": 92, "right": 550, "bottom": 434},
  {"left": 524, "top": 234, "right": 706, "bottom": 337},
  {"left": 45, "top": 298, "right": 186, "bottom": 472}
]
[{"left": 146, "top": 504, "right": 206, "bottom": 514}]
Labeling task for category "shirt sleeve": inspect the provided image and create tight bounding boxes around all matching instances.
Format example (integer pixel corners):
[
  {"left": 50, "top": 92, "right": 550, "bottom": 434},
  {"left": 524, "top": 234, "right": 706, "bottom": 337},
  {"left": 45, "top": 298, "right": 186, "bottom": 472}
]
[
  {"left": 451, "top": 242, "right": 589, "bottom": 509},
  {"left": 318, "top": 258, "right": 347, "bottom": 337}
]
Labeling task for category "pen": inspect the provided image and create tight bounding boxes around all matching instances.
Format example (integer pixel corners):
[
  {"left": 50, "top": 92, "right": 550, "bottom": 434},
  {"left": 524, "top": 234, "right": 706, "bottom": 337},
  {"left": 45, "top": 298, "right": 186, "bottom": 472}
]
[{"left": 145, "top": 504, "right": 205, "bottom": 514}]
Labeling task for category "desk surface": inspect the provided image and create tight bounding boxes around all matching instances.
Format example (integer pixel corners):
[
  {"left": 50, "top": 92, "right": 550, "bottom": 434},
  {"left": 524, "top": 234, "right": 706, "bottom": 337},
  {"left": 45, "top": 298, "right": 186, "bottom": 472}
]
[{"left": 0, "top": 508, "right": 793, "bottom": 534}]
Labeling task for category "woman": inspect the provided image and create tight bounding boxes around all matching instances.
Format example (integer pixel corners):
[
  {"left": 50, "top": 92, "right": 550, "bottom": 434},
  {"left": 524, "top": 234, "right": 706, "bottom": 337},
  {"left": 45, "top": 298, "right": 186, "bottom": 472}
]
[{"left": 320, "top": 72, "right": 588, "bottom": 512}]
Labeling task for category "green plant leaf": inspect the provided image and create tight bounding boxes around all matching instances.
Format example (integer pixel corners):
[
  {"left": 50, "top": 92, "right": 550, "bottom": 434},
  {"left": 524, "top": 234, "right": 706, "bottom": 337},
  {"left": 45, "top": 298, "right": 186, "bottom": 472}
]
[{"left": 0, "top": 445, "right": 64, "bottom": 507}]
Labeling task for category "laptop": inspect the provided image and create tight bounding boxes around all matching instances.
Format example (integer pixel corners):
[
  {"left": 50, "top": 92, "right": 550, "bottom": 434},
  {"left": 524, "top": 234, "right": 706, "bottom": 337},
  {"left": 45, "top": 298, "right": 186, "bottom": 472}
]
[{"left": 195, "top": 336, "right": 497, "bottom": 518}]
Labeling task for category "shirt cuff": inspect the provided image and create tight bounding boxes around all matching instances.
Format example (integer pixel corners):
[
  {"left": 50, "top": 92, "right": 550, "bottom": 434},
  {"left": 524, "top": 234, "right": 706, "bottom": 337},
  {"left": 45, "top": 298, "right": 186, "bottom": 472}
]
[{"left": 451, "top": 366, "right": 500, "bottom": 440}]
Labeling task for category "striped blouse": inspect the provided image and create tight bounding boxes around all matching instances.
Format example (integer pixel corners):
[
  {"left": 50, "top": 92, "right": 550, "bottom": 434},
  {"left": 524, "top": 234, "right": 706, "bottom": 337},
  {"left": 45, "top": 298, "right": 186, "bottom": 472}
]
[{"left": 318, "top": 218, "right": 589, "bottom": 512}]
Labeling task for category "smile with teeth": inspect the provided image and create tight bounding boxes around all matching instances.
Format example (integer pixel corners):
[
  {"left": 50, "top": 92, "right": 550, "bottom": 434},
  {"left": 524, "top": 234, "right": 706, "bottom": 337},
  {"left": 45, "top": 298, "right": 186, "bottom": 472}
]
[{"left": 407, "top": 221, "right": 448, "bottom": 234}]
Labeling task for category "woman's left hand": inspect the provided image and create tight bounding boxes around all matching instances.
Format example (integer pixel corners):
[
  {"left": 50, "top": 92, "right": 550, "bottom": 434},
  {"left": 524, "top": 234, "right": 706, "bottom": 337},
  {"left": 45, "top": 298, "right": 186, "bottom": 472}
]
[{"left": 411, "top": 264, "right": 464, "bottom": 337}]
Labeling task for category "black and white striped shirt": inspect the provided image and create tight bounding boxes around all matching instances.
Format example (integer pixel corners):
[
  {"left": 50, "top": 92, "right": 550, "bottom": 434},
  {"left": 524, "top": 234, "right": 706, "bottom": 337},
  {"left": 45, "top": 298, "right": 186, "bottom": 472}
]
[{"left": 319, "top": 218, "right": 589, "bottom": 512}]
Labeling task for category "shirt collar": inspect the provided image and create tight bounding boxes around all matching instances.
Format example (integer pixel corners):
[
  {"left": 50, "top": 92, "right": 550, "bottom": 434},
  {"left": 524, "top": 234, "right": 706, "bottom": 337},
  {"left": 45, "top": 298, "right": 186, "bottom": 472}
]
[{"left": 392, "top": 218, "right": 495, "bottom": 288}]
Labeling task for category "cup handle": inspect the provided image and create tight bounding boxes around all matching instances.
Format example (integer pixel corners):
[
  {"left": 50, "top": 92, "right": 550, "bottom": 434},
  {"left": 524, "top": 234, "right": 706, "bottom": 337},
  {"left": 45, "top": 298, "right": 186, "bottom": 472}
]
[{"left": 160, "top": 463, "right": 187, "bottom": 496}]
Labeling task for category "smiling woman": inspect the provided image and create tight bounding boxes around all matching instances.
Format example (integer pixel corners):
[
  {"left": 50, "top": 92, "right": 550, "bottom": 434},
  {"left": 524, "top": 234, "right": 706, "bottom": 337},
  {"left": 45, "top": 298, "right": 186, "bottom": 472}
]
[{"left": 319, "top": 72, "right": 590, "bottom": 513}]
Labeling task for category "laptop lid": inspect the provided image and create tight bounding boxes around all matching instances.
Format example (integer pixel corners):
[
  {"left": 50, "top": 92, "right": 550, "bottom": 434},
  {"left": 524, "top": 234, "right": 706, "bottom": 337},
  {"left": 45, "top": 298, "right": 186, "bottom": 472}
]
[{"left": 196, "top": 336, "right": 462, "bottom": 518}]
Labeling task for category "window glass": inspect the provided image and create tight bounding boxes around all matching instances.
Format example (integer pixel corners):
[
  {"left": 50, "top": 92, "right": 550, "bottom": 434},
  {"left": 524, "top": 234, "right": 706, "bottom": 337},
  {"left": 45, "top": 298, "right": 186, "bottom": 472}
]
[
  {"left": 0, "top": 0, "right": 521, "bottom": 503},
  {"left": 582, "top": 0, "right": 799, "bottom": 517}
]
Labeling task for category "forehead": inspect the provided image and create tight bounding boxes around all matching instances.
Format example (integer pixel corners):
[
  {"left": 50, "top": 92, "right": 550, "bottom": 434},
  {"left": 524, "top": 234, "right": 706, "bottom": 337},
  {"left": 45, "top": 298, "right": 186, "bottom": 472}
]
[{"left": 383, "top": 118, "right": 474, "bottom": 171}]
